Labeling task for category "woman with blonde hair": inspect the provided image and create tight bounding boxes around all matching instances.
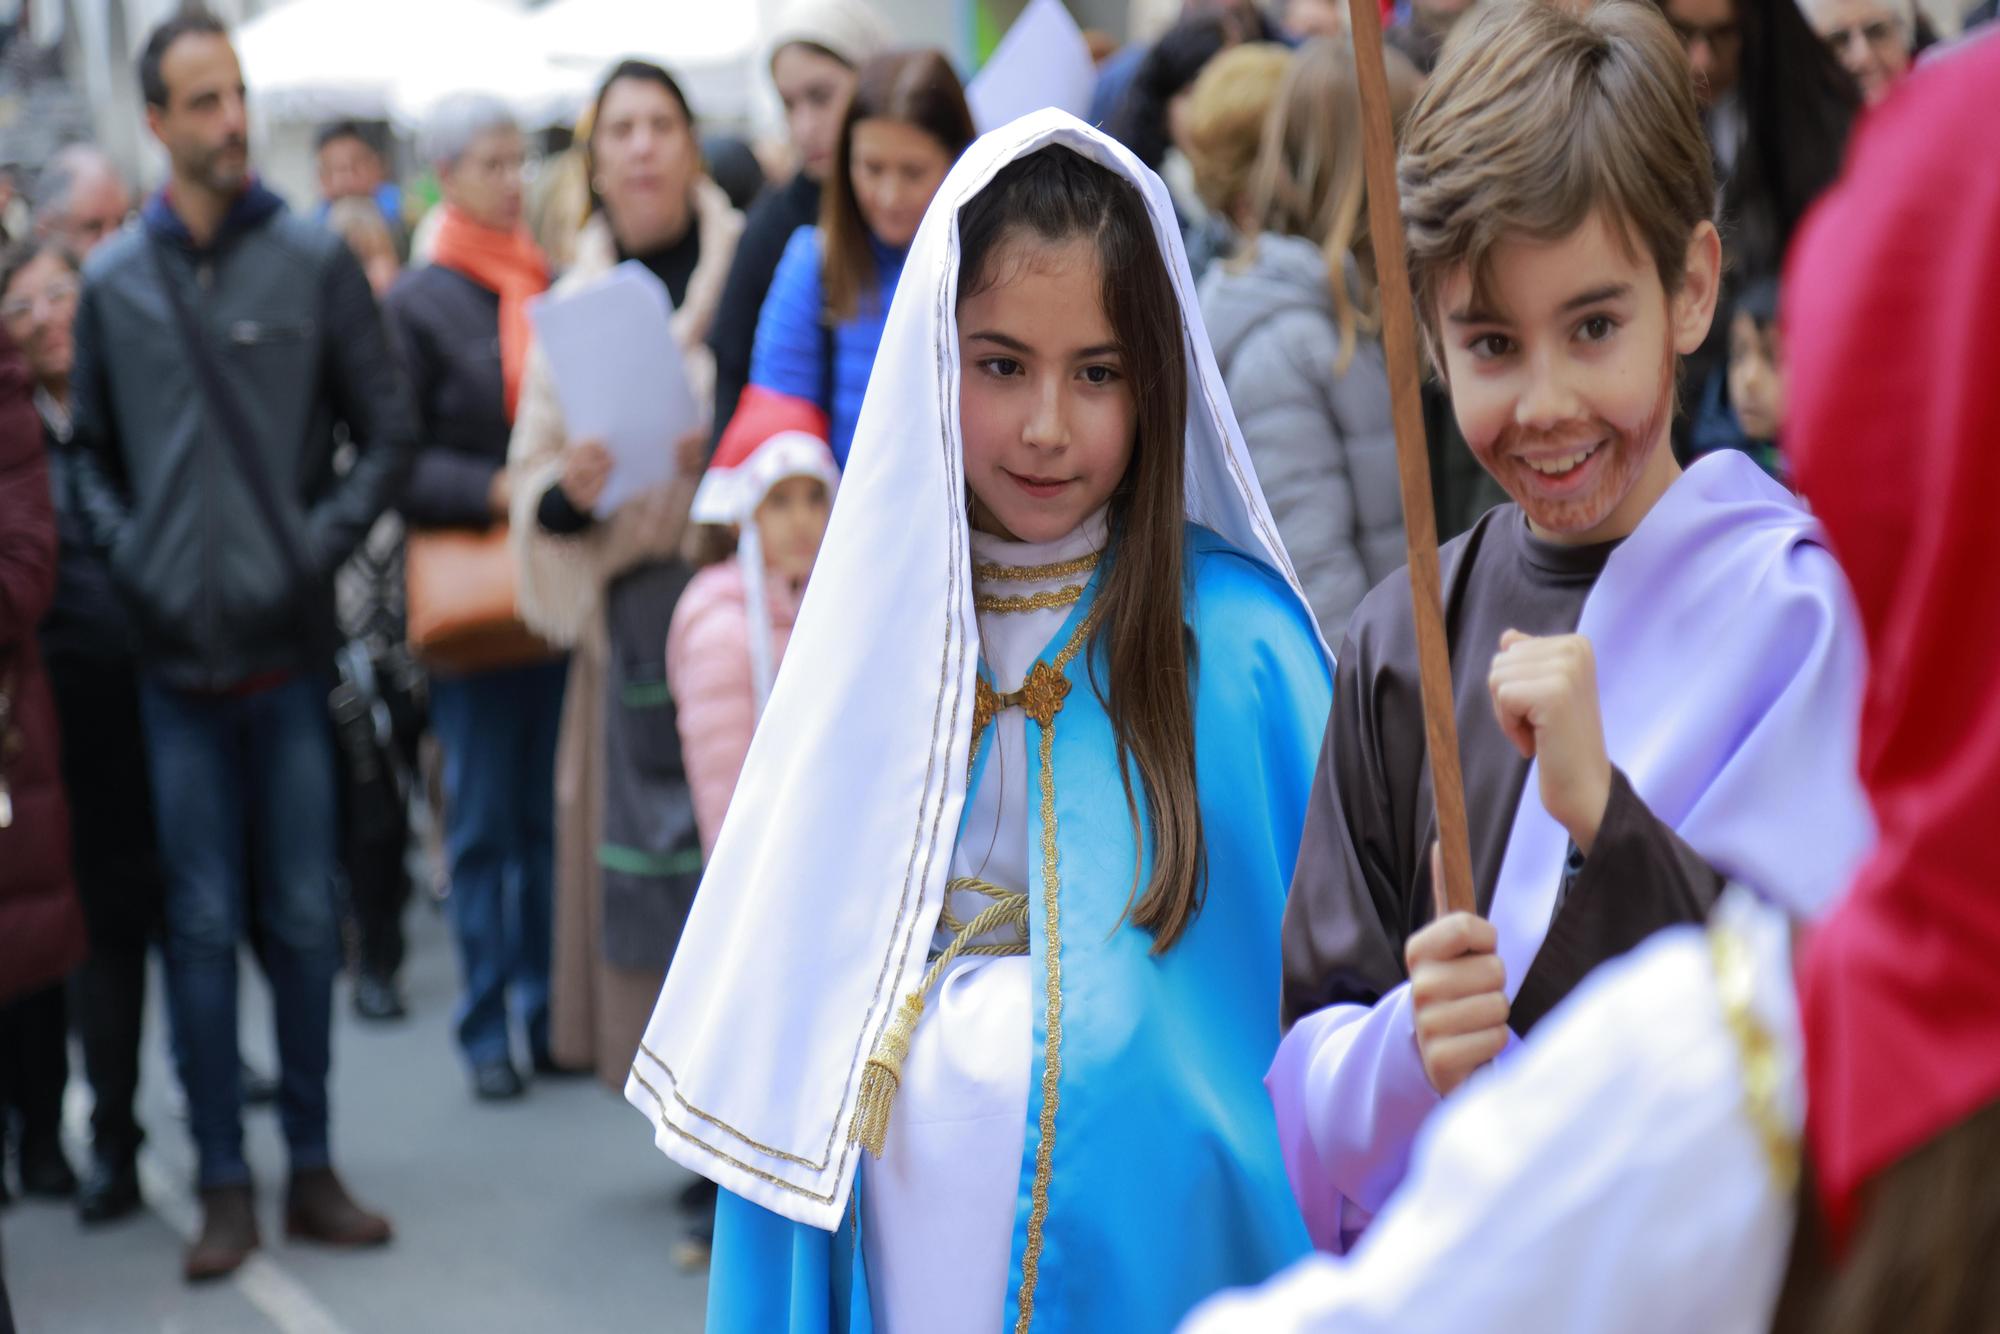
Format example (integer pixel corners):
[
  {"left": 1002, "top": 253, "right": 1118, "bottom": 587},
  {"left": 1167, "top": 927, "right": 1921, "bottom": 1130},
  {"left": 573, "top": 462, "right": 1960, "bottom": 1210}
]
[
  {"left": 507, "top": 60, "right": 743, "bottom": 1088},
  {"left": 1179, "top": 41, "right": 1294, "bottom": 274},
  {"left": 524, "top": 120, "right": 593, "bottom": 276},
  {"left": 1197, "top": 37, "right": 1415, "bottom": 640}
]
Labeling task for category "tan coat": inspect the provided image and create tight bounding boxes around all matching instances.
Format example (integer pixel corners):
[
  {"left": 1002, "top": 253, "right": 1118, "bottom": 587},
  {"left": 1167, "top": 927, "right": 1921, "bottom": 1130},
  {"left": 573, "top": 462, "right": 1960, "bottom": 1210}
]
[{"left": 506, "top": 179, "right": 743, "bottom": 1085}]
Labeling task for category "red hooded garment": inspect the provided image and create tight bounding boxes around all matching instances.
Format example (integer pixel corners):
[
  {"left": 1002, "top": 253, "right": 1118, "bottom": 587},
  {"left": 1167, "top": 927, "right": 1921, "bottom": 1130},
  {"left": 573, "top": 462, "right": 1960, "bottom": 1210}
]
[
  {"left": 1785, "top": 31, "right": 2000, "bottom": 1246},
  {"left": 0, "top": 328, "right": 83, "bottom": 1002}
]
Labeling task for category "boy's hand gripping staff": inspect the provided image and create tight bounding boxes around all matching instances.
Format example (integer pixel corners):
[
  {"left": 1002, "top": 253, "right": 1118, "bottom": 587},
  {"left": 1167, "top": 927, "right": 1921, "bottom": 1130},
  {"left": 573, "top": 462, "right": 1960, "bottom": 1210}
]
[{"left": 1343, "top": 0, "right": 1477, "bottom": 917}]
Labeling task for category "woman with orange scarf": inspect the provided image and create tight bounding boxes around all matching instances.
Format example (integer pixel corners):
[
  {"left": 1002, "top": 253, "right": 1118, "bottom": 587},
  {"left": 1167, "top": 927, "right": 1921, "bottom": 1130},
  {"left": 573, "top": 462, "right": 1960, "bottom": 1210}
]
[{"left": 385, "top": 93, "right": 568, "bottom": 1103}]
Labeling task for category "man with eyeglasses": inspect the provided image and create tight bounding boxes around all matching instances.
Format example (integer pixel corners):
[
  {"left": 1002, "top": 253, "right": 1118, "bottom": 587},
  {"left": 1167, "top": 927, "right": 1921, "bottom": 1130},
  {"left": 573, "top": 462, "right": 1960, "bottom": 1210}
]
[
  {"left": 1659, "top": 0, "right": 1742, "bottom": 108},
  {"left": 31, "top": 144, "right": 133, "bottom": 264},
  {"left": 1656, "top": 0, "right": 1747, "bottom": 226},
  {"left": 1803, "top": 0, "right": 1915, "bottom": 103}
]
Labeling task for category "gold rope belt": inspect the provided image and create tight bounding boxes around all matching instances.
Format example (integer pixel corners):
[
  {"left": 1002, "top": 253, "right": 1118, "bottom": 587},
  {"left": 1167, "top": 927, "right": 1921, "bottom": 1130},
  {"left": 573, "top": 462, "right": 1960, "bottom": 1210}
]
[
  {"left": 937, "top": 876, "right": 1032, "bottom": 957},
  {"left": 850, "top": 877, "right": 1028, "bottom": 1155}
]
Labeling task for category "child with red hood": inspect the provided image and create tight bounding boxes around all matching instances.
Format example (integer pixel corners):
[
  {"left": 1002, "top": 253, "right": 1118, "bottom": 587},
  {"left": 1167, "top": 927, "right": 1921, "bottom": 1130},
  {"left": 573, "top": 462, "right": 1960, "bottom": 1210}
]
[
  {"left": 658, "top": 389, "right": 839, "bottom": 1266},
  {"left": 668, "top": 390, "right": 841, "bottom": 857}
]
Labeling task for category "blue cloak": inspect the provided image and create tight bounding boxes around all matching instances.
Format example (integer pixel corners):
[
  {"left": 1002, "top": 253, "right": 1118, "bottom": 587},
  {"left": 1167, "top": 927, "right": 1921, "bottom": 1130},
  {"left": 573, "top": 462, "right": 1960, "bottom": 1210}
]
[{"left": 708, "top": 528, "right": 1330, "bottom": 1332}]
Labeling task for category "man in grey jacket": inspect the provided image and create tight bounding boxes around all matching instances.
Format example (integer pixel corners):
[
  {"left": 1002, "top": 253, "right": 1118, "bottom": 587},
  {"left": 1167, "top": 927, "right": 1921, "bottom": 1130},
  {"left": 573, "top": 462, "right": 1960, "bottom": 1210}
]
[{"left": 67, "top": 7, "right": 412, "bottom": 1282}]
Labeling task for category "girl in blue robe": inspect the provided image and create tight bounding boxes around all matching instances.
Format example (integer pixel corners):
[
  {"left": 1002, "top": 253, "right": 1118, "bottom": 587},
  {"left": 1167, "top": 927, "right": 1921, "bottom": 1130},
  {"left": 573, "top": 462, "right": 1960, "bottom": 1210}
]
[{"left": 624, "top": 111, "right": 1331, "bottom": 1333}]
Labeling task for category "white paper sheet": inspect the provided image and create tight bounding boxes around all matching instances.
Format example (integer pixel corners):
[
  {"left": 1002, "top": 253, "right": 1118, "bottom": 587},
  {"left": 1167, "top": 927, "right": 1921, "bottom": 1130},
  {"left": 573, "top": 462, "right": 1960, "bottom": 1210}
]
[
  {"left": 967, "top": 0, "right": 1098, "bottom": 134},
  {"left": 527, "top": 259, "right": 699, "bottom": 517}
]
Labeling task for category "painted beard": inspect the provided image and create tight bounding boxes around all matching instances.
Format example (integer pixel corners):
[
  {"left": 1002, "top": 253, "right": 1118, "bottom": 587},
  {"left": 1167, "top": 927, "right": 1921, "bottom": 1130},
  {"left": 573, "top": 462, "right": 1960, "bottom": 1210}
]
[{"left": 1485, "top": 348, "right": 1677, "bottom": 540}]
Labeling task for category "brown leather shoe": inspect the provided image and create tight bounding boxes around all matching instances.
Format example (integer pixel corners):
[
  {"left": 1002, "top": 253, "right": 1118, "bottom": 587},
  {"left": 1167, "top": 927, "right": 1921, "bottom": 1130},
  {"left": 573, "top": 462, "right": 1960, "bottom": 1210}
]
[
  {"left": 185, "top": 1184, "right": 259, "bottom": 1283},
  {"left": 284, "top": 1167, "right": 392, "bottom": 1248}
]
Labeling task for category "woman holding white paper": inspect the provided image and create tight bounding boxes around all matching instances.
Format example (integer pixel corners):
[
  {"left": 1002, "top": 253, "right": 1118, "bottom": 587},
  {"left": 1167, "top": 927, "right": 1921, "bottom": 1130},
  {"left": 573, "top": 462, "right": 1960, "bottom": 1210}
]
[{"left": 505, "top": 59, "right": 743, "bottom": 1089}]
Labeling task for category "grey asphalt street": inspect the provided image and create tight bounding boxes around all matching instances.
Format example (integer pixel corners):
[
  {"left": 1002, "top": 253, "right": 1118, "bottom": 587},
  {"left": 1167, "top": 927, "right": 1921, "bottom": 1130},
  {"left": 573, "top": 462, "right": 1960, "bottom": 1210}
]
[{"left": 4, "top": 901, "right": 709, "bottom": 1334}]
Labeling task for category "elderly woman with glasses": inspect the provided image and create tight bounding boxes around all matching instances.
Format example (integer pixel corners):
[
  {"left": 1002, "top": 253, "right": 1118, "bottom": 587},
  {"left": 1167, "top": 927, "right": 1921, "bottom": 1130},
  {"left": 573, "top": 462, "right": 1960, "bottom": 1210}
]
[
  {"left": 0, "top": 242, "right": 87, "bottom": 1211},
  {"left": 384, "top": 92, "right": 568, "bottom": 1102},
  {"left": 1, "top": 239, "right": 165, "bottom": 1223}
]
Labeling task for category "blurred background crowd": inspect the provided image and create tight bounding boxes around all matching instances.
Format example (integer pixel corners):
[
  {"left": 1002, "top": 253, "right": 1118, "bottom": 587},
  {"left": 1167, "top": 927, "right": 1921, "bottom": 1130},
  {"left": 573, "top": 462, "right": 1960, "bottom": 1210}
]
[{"left": 0, "top": 0, "right": 1990, "bottom": 1325}]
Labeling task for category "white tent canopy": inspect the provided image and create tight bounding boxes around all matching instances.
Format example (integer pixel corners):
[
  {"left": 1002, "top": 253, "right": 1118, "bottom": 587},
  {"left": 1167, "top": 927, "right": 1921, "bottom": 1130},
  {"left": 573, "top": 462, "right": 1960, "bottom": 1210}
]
[
  {"left": 391, "top": 29, "right": 589, "bottom": 129},
  {"left": 237, "top": 0, "right": 591, "bottom": 129},
  {"left": 524, "top": 0, "right": 765, "bottom": 125}
]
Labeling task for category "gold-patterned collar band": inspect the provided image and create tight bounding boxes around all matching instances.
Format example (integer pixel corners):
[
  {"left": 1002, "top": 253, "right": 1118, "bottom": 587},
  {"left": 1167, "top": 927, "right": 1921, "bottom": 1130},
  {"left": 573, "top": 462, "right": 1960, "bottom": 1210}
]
[
  {"left": 974, "top": 584, "right": 1087, "bottom": 615},
  {"left": 973, "top": 551, "right": 1101, "bottom": 584}
]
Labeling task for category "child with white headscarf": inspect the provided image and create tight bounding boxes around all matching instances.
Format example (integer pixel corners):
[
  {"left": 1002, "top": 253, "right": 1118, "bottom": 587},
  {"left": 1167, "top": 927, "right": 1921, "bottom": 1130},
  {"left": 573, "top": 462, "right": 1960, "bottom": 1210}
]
[{"left": 627, "top": 111, "right": 1332, "bottom": 1333}]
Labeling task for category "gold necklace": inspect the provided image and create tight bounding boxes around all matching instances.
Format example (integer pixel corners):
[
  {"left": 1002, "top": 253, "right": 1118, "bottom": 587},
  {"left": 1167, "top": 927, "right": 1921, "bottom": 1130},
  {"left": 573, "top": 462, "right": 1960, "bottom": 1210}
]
[
  {"left": 972, "top": 550, "right": 1101, "bottom": 584},
  {"left": 973, "top": 584, "right": 1086, "bottom": 615}
]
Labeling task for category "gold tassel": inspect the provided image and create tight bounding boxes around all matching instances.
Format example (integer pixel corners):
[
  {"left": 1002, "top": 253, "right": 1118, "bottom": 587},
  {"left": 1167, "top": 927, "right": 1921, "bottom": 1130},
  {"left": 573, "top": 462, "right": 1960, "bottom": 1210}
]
[
  {"left": 849, "top": 883, "right": 1030, "bottom": 1156},
  {"left": 851, "top": 990, "right": 926, "bottom": 1156}
]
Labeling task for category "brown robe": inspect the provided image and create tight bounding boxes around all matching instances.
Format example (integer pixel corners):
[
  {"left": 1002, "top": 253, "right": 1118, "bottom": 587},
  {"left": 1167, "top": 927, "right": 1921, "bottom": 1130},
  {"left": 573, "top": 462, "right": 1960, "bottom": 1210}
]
[{"left": 1280, "top": 504, "right": 1722, "bottom": 1039}]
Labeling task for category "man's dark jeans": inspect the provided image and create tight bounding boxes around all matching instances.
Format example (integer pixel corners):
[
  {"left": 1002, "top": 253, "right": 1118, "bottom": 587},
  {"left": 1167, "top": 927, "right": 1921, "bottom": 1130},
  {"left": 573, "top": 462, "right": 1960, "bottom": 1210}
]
[{"left": 139, "top": 674, "right": 341, "bottom": 1190}]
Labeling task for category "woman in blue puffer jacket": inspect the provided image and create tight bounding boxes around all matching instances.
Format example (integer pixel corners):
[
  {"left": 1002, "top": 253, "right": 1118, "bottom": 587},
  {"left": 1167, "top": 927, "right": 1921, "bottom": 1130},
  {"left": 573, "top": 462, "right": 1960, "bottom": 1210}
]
[{"left": 746, "top": 48, "right": 975, "bottom": 466}]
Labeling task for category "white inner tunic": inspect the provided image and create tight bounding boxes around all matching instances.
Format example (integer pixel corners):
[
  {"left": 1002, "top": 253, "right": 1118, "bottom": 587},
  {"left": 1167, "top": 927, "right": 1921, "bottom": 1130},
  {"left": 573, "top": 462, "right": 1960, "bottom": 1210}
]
[{"left": 859, "top": 512, "right": 1109, "bottom": 1334}]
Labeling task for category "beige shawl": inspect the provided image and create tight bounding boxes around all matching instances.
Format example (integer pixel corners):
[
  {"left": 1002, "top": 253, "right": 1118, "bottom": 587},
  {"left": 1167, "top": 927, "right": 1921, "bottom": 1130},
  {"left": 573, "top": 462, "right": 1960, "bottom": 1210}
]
[{"left": 506, "top": 176, "right": 744, "bottom": 648}]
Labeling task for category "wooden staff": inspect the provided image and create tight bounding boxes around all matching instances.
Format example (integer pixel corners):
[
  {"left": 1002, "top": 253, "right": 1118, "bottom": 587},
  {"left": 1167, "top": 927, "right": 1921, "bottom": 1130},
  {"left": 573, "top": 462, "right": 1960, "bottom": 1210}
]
[{"left": 1344, "top": 0, "right": 1477, "bottom": 917}]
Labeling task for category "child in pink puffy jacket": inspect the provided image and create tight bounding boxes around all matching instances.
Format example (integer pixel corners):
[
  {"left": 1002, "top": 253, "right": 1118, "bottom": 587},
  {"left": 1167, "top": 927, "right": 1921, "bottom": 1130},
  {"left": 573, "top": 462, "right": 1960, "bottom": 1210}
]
[{"left": 667, "top": 389, "right": 840, "bottom": 854}]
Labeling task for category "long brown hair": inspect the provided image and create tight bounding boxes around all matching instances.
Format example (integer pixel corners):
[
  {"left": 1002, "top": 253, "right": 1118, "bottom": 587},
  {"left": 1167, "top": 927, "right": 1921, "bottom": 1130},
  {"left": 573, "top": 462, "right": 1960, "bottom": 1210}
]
[
  {"left": 821, "top": 49, "right": 975, "bottom": 324},
  {"left": 1181, "top": 41, "right": 1293, "bottom": 221},
  {"left": 956, "top": 146, "right": 1206, "bottom": 954},
  {"left": 1770, "top": 1100, "right": 2000, "bottom": 1334}
]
